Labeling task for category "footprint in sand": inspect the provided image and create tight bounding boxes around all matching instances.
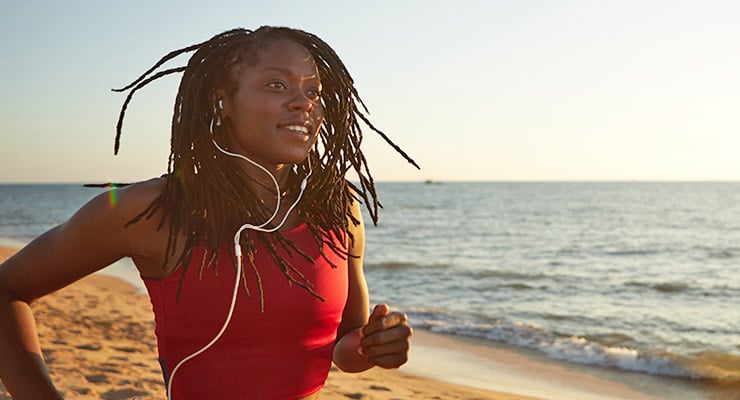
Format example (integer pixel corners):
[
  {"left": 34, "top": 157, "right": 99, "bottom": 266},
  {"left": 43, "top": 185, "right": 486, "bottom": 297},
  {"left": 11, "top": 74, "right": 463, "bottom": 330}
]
[
  {"left": 94, "top": 366, "right": 122, "bottom": 374},
  {"left": 113, "top": 346, "right": 139, "bottom": 353},
  {"left": 75, "top": 343, "right": 103, "bottom": 351},
  {"left": 100, "top": 388, "right": 150, "bottom": 400},
  {"left": 71, "top": 387, "right": 90, "bottom": 395},
  {"left": 85, "top": 374, "right": 109, "bottom": 384}
]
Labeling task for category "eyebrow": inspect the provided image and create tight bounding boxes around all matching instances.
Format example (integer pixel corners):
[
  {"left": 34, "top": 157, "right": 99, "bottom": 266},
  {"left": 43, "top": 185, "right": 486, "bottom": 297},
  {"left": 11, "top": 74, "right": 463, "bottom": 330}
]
[{"left": 260, "top": 66, "right": 320, "bottom": 81}]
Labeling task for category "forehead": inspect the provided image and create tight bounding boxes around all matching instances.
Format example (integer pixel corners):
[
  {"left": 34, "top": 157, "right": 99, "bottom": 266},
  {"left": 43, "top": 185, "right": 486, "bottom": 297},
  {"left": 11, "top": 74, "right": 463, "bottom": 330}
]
[{"left": 249, "top": 39, "right": 319, "bottom": 78}]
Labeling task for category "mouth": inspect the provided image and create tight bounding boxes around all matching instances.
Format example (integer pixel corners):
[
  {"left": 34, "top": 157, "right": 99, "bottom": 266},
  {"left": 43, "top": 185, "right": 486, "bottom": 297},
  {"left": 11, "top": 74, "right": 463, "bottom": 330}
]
[
  {"left": 283, "top": 124, "right": 309, "bottom": 135},
  {"left": 278, "top": 120, "right": 316, "bottom": 141}
]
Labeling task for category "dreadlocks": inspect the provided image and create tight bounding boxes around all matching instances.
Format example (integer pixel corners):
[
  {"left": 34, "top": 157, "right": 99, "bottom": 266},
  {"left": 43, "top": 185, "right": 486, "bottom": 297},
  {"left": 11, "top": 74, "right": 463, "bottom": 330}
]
[{"left": 113, "top": 26, "right": 418, "bottom": 307}]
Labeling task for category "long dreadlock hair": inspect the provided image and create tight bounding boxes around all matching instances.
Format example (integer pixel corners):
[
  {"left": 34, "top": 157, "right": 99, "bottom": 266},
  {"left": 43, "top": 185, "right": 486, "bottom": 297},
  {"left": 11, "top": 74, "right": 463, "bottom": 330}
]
[{"left": 112, "top": 26, "right": 418, "bottom": 307}]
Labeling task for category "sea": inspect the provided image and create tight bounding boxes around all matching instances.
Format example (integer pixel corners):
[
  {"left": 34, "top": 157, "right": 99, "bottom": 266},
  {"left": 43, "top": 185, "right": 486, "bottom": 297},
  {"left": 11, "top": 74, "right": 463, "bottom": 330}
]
[{"left": 1, "top": 182, "right": 739, "bottom": 398}]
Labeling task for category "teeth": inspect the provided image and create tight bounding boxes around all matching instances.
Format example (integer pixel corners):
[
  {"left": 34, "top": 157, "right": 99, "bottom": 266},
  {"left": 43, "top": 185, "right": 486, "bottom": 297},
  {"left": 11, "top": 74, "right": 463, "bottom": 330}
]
[{"left": 285, "top": 125, "right": 308, "bottom": 134}]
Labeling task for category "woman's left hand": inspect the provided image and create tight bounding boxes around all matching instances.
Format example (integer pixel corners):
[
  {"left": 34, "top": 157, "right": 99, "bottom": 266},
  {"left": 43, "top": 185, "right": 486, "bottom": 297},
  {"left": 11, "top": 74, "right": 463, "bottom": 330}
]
[{"left": 359, "top": 304, "right": 413, "bottom": 368}]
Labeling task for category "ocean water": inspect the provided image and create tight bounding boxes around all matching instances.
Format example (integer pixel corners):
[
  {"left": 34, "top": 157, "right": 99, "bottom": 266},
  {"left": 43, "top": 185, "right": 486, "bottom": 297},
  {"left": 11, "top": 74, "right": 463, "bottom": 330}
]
[
  {"left": 362, "top": 182, "right": 740, "bottom": 387},
  {"left": 1, "top": 182, "right": 739, "bottom": 390}
]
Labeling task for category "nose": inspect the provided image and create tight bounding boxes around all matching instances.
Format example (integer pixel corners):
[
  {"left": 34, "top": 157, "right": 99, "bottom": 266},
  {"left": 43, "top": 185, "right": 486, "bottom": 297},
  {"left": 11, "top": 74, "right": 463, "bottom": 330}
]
[{"left": 288, "top": 92, "right": 314, "bottom": 113}]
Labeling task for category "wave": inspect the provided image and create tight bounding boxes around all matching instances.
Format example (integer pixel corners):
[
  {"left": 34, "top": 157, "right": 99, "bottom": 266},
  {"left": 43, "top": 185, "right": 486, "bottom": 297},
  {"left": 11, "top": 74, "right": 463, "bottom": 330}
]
[
  {"left": 692, "top": 245, "right": 740, "bottom": 260},
  {"left": 407, "top": 308, "right": 740, "bottom": 382},
  {"left": 685, "top": 352, "right": 740, "bottom": 382},
  {"left": 503, "top": 282, "right": 534, "bottom": 290},
  {"left": 605, "top": 249, "right": 661, "bottom": 257},
  {"left": 625, "top": 280, "right": 692, "bottom": 294},
  {"left": 397, "top": 204, "right": 439, "bottom": 211},
  {"left": 366, "top": 261, "right": 418, "bottom": 270},
  {"left": 707, "top": 248, "right": 739, "bottom": 260},
  {"left": 365, "top": 261, "right": 451, "bottom": 270},
  {"left": 624, "top": 279, "right": 740, "bottom": 298},
  {"left": 462, "top": 269, "right": 560, "bottom": 282}
]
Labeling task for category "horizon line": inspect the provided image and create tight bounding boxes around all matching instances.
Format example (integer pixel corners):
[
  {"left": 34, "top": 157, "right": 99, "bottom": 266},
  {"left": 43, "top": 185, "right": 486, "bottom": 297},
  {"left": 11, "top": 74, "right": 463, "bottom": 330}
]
[{"left": 2, "top": 179, "right": 739, "bottom": 185}]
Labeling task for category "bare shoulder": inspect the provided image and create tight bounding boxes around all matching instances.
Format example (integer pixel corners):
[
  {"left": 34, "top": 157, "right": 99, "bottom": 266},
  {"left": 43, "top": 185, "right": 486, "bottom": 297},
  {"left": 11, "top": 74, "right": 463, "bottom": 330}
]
[
  {"left": 102, "top": 177, "right": 172, "bottom": 252},
  {"left": 110, "top": 177, "right": 166, "bottom": 214},
  {"left": 0, "top": 177, "right": 169, "bottom": 301},
  {"left": 63, "top": 177, "right": 168, "bottom": 239}
]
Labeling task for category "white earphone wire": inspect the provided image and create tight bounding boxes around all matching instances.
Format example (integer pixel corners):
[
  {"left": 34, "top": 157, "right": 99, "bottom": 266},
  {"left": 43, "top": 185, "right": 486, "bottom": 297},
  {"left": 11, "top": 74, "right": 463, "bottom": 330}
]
[{"left": 166, "top": 131, "right": 311, "bottom": 400}]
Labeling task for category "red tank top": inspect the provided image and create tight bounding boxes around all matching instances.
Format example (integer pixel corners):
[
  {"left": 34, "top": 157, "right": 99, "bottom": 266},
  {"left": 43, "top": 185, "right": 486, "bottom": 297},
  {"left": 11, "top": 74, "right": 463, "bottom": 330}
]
[{"left": 143, "top": 222, "right": 348, "bottom": 400}]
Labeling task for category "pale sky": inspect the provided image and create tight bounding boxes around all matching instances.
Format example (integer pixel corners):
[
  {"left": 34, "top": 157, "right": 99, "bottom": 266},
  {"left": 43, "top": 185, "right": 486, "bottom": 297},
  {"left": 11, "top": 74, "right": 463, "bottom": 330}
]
[{"left": 1, "top": 0, "right": 738, "bottom": 183}]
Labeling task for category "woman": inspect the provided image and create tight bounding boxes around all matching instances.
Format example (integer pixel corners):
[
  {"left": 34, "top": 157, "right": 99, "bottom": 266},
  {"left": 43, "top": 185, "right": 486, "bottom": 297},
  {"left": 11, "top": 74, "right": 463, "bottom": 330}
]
[{"left": 0, "top": 26, "right": 417, "bottom": 399}]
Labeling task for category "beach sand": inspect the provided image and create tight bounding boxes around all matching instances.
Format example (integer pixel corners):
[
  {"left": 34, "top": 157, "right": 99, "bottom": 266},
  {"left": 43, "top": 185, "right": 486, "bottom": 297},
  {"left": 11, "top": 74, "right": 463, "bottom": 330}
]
[{"left": 1, "top": 245, "right": 730, "bottom": 400}]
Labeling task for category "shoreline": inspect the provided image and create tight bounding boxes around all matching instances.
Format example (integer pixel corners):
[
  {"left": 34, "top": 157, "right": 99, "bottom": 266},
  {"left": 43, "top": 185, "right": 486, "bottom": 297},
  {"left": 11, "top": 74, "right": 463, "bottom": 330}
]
[
  {"left": 1, "top": 244, "right": 737, "bottom": 399},
  {"left": 401, "top": 329, "right": 740, "bottom": 400}
]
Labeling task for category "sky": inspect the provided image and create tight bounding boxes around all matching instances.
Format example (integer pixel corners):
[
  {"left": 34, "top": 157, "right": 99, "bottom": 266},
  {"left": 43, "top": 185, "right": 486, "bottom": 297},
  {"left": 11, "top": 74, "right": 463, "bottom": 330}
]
[{"left": 1, "top": 0, "right": 738, "bottom": 183}]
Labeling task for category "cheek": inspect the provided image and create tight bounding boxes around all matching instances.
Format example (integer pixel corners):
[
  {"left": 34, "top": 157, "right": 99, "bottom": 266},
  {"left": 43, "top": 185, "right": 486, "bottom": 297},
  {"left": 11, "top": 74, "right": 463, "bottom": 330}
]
[
  {"left": 314, "top": 116, "right": 325, "bottom": 137},
  {"left": 313, "top": 107, "right": 325, "bottom": 125},
  {"left": 227, "top": 104, "right": 268, "bottom": 133}
]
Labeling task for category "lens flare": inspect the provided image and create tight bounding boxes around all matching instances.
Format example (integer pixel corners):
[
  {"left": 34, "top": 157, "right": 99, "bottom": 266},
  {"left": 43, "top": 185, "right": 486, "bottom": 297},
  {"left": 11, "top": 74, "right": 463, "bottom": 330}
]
[{"left": 108, "top": 188, "right": 118, "bottom": 208}]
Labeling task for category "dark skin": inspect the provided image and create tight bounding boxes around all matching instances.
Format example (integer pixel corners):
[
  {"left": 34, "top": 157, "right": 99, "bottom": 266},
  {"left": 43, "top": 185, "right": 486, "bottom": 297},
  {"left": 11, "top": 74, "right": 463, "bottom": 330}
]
[{"left": 0, "top": 39, "right": 412, "bottom": 400}]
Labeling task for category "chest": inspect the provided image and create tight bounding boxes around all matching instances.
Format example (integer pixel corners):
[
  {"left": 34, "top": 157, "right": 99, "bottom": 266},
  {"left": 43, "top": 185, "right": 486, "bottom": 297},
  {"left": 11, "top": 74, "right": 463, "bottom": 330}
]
[{"left": 144, "top": 229, "right": 349, "bottom": 356}]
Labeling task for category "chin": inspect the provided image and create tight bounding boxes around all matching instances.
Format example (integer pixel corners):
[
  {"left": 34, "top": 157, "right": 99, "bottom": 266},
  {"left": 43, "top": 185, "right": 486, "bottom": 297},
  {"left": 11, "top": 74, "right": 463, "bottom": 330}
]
[{"left": 283, "top": 150, "right": 312, "bottom": 165}]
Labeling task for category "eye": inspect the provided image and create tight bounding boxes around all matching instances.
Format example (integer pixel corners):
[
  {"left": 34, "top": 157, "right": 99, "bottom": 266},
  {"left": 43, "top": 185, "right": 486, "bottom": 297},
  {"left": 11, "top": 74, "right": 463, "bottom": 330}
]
[
  {"left": 266, "top": 81, "right": 287, "bottom": 90},
  {"left": 306, "top": 88, "right": 321, "bottom": 101}
]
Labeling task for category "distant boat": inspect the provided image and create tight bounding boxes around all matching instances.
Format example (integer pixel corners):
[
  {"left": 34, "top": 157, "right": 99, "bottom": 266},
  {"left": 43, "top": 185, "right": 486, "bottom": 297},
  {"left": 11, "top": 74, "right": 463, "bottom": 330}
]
[{"left": 424, "top": 179, "right": 441, "bottom": 185}]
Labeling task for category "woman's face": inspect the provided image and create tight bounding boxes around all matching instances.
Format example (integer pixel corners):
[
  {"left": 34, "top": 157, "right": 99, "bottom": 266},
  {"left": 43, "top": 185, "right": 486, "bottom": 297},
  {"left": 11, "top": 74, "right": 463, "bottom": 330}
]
[{"left": 220, "top": 39, "right": 324, "bottom": 168}]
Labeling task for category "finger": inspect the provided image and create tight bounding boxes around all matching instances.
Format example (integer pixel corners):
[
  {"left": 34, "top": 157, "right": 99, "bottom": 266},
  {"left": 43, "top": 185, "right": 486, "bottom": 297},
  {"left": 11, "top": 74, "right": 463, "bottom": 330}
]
[
  {"left": 369, "top": 352, "right": 410, "bottom": 369},
  {"left": 361, "top": 304, "right": 391, "bottom": 337},
  {"left": 362, "top": 311, "right": 408, "bottom": 337},
  {"left": 361, "top": 321, "right": 412, "bottom": 348},
  {"left": 368, "top": 304, "right": 389, "bottom": 323},
  {"left": 362, "top": 333, "right": 411, "bottom": 359},
  {"left": 363, "top": 335, "right": 412, "bottom": 369}
]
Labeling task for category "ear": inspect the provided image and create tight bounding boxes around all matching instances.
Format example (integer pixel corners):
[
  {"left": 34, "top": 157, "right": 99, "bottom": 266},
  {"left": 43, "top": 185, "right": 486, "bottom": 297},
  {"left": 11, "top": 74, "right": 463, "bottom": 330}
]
[{"left": 212, "top": 89, "right": 229, "bottom": 117}]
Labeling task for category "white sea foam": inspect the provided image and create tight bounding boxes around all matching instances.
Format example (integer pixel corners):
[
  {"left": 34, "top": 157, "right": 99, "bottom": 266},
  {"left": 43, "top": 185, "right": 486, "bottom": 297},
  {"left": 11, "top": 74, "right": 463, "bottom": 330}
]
[
  {"left": 542, "top": 336, "right": 695, "bottom": 378},
  {"left": 409, "top": 309, "right": 717, "bottom": 381}
]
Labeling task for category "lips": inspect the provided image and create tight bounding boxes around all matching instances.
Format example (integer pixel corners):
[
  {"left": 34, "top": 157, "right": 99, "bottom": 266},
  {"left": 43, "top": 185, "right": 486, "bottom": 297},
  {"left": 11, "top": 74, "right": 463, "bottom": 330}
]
[
  {"left": 283, "top": 125, "right": 309, "bottom": 134},
  {"left": 278, "top": 120, "right": 313, "bottom": 137}
]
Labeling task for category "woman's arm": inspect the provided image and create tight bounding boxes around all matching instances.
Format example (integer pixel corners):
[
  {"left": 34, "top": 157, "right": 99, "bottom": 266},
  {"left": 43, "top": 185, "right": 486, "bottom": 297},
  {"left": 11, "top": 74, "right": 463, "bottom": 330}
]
[
  {"left": 332, "top": 198, "right": 412, "bottom": 372},
  {"left": 0, "top": 182, "right": 161, "bottom": 399}
]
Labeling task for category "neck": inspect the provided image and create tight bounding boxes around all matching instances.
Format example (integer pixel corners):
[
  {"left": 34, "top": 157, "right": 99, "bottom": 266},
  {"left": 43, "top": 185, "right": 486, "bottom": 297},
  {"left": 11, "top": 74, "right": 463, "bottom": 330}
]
[
  {"left": 243, "top": 162, "right": 306, "bottom": 231},
  {"left": 244, "top": 162, "right": 293, "bottom": 200},
  {"left": 209, "top": 138, "right": 293, "bottom": 199}
]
